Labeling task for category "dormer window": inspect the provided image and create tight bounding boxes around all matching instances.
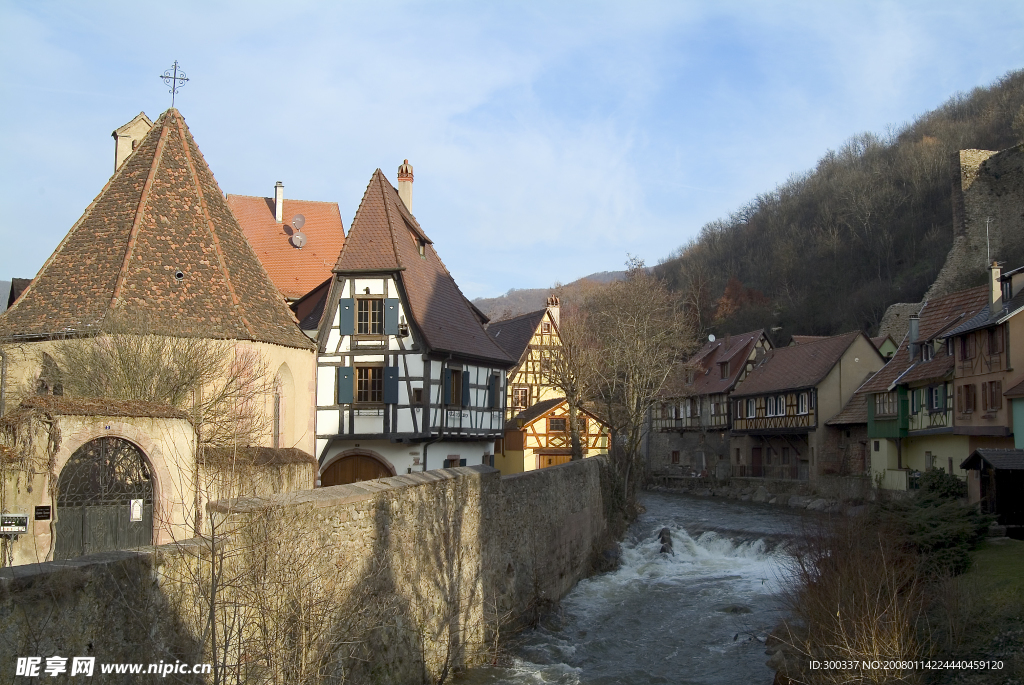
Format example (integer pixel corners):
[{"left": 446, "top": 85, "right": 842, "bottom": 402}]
[
  {"left": 418, "top": 239, "right": 426, "bottom": 257},
  {"left": 686, "top": 370, "right": 695, "bottom": 385},
  {"left": 720, "top": 362, "right": 729, "bottom": 379},
  {"left": 922, "top": 341, "right": 933, "bottom": 362}
]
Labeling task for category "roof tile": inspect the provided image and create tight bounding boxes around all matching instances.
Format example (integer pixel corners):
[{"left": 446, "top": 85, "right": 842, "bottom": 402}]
[
  {"left": 733, "top": 331, "right": 862, "bottom": 397},
  {"left": 226, "top": 194, "right": 344, "bottom": 299},
  {"left": 0, "top": 109, "right": 313, "bottom": 349}
]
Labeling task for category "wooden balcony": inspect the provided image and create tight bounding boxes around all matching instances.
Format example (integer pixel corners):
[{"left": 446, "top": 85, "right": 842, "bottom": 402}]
[{"left": 732, "top": 411, "right": 816, "bottom": 434}]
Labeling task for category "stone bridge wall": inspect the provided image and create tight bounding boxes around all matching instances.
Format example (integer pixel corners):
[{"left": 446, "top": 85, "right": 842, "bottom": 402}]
[{"left": 0, "top": 459, "right": 607, "bottom": 683}]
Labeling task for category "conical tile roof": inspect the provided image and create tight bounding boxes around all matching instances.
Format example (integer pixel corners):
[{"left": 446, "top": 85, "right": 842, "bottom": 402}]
[
  {"left": 332, "top": 169, "right": 512, "bottom": 364},
  {"left": 0, "top": 109, "right": 313, "bottom": 349}
]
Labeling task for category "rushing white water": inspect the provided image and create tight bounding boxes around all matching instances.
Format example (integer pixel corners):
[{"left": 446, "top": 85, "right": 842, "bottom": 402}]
[{"left": 457, "top": 490, "right": 810, "bottom": 685}]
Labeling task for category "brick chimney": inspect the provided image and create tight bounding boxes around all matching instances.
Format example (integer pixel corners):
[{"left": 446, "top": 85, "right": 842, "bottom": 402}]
[
  {"left": 989, "top": 261, "right": 1003, "bottom": 316},
  {"left": 546, "top": 296, "right": 560, "bottom": 329},
  {"left": 274, "top": 182, "right": 284, "bottom": 223},
  {"left": 398, "top": 160, "right": 414, "bottom": 212}
]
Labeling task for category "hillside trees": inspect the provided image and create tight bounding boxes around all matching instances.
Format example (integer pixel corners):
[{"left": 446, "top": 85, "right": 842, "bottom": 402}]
[{"left": 659, "top": 69, "right": 1024, "bottom": 341}]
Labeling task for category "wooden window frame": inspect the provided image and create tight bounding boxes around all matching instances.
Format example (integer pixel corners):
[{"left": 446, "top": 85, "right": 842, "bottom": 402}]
[
  {"left": 988, "top": 327, "right": 1004, "bottom": 355},
  {"left": 797, "top": 392, "right": 808, "bottom": 415},
  {"left": 356, "top": 297, "right": 385, "bottom": 336},
  {"left": 874, "top": 391, "right": 898, "bottom": 417},
  {"left": 671, "top": 450, "right": 680, "bottom": 464},
  {"left": 747, "top": 398, "right": 755, "bottom": 418},
  {"left": 548, "top": 418, "right": 567, "bottom": 433},
  {"left": 355, "top": 364, "right": 384, "bottom": 405},
  {"left": 512, "top": 386, "right": 529, "bottom": 411}
]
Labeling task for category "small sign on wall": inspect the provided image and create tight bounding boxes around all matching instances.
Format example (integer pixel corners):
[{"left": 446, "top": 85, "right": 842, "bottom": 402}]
[
  {"left": 130, "top": 500, "right": 144, "bottom": 522},
  {"left": 1, "top": 514, "right": 29, "bottom": 534},
  {"left": 34, "top": 506, "right": 51, "bottom": 521}
]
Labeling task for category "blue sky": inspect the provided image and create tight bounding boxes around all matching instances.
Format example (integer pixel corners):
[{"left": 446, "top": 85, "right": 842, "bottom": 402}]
[{"left": 2, "top": 2, "right": 1023, "bottom": 300}]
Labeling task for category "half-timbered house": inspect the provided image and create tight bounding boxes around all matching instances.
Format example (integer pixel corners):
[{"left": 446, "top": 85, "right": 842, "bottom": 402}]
[
  {"left": 487, "top": 298, "right": 562, "bottom": 420},
  {"left": 313, "top": 163, "right": 514, "bottom": 485},
  {"left": 496, "top": 397, "right": 609, "bottom": 474},
  {"left": 650, "top": 330, "right": 771, "bottom": 477},
  {"left": 730, "top": 331, "right": 884, "bottom": 481}
]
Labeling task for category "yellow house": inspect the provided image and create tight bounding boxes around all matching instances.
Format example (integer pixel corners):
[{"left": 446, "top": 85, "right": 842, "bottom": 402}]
[
  {"left": 487, "top": 297, "right": 563, "bottom": 420},
  {"left": 495, "top": 398, "right": 609, "bottom": 475}
]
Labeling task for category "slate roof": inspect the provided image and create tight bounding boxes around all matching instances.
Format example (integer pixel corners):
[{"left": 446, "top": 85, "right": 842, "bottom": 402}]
[
  {"left": 826, "top": 391, "right": 869, "bottom": 426},
  {"left": 961, "top": 448, "right": 1024, "bottom": 471},
  {"left": 329, "top": 169, "right": 512, "bottom": 365},
  {"left": 487, "top": 309, "right": 548, "bottom": 363},
  {"left": 226, "top": 194, "right": 345, "bottom": 299},
  {"left": 0, "top": 109, "right": 313, "bottom": 350},
  {"left": 860, "top": 286, "right": 988, "bottom": 394},
  {"left": 508, "top": 397, "right": 565, "bottom": 428},
  {"left": 666, "top": 330, "right": 766, "bottom": 397},
  {"left": 732, "top": 331, "right": 863, "bottom": 397}
]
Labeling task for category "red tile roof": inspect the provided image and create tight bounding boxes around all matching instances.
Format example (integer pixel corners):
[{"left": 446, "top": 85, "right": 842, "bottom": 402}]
[
  {"left": 732, "top": 331, "right": 863, "bottom": 397},
  {"left": 791, "top": 335, "right": 828, "bottom": 344},
  {"left": 226, "top": 194, "right": 345, "bottom": 299},
  {"left": 329, "top": 169, "right": 512, "bottom": 365},
  {"left": 1004, "top": 378, "right": 1024, "bottom": 398},
  {"left": 859, "top": 286, "right": 988, "bottom": 394},
  {"left": 0, "top": 109, "right": 313, "bottom": 350},
  {"left": 666, "top": 330, "right": 767, "bottom": 397},
  {"left": 826, "top": 391, "right": 870, "bottom": 425}
]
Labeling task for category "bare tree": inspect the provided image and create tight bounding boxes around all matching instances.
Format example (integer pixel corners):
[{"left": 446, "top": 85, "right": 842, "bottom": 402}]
[{"left": 586, "top": 258, "right": 698, "bottom": 507}]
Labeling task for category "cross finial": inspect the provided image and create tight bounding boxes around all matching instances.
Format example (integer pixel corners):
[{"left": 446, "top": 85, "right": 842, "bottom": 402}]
[{"left": 160, "top": 61, "right": 189, "bottom": 108}]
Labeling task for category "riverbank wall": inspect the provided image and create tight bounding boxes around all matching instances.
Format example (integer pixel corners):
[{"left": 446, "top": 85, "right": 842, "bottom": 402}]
[
  {"left": 647, "top": 474, "right": 890, "bottom": 513},
  {"left": 0, "top": 459, "right": 608, "bottom": 683}
]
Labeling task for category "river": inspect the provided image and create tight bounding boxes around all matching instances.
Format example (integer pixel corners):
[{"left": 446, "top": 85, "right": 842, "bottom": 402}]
[{"left": 457, "top": 490, "right": 811, "bottom": 685}]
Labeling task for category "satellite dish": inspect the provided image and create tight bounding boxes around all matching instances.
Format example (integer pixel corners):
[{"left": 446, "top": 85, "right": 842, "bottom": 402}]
[
  {"left": 291, "top": 231, "right": 307, "bottom": 248},
  {"left": 708, "top": 334, "right": 716, "bottom": 342},
  {"left": 292, "top": 214, "right": 306, "bottom": 230}
]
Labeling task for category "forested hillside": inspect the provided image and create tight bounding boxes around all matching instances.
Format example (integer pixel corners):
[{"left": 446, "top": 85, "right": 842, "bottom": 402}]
[{"left": 656, "top": 69, "right": 1024, "bottom": 342}]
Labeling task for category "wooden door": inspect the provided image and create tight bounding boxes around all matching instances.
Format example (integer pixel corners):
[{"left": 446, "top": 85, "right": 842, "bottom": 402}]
[
  {"left": 752, "top": 447, "right": 763, "bottom": 478},
  {"left": 321, "top": 455, "right": 393, "bottom": 486}
]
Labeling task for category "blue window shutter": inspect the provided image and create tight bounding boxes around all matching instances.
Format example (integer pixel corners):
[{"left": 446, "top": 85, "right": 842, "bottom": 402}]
[
  {"left": 384, "top": 366, "right": 399, "bottom": 404},
  {"left": 384, "top": 298, "right": 400, "bottom": 335},
  {"left": 444, "top": 369, "right": 453, "bottom": 404},
  {"left": 461, "top": 370, "right": 471, "bottom": 408},
  {"left": 339, "top": 298, "right": 355, "bottom": 335},
  {"left": 336, "top": 367, "right": 353, "bottom": 404}
]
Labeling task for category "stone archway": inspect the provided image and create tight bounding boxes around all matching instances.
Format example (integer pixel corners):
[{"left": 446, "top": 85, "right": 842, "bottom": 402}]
[
  {"left": 320, "top": 450, "right": 396, "bottom": 487},
  {"left": 53, "top": 436, "right": 154, "bottom": 559}
]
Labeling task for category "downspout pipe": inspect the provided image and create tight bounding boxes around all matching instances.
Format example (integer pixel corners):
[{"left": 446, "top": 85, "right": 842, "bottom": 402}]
[{"left": 0, "top": 349, "right": 6, "bottom": 418}]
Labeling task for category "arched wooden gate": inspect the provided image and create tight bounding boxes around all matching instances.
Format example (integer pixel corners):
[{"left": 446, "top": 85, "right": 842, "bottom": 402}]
[
  {"left": 320, "top": 453, "right": 394, "bottom": 487},
  {"left": 54, "top": 437, "right": 154, "bottom": 560}
]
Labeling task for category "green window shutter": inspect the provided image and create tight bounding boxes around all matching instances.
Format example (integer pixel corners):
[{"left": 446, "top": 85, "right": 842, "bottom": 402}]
[
  {"left": 461, "top": 370, "right": 471, "bottom": 408},
  {"left": 339, "top": 298, "right": 355, "bottom": 335},
  {"left": 939, "top": 384, "right": 947, "bottom": 409},
  {"left": 384, "top": 299, "right": 400, "bottom": 335},
  {"left": 443, "top": 369, "right": 453, "bottom": 404},
  {"left": 384, "top": 366, "right": 399, "bottom": 404},
  {"left": 336, "top": 367, "right": 353, "bottom": 404},
  {"left": 487, "top": 375, "right": 498, "bottom": 409}
]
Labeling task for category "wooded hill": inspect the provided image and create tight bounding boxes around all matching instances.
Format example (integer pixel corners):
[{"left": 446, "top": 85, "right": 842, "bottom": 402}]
[{"left": 655, "top": 69, "right": 1024, "bottom": 343}]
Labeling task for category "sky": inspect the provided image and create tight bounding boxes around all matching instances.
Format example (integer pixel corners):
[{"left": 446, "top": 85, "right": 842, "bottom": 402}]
[{"left": 1, "top": 2, "right": 1023, "bottom": 300}]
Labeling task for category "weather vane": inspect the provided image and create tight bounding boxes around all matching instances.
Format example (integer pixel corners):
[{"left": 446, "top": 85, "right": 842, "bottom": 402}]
[{"left": 160, "top": 61, "right": 189, "bottom": 108}]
